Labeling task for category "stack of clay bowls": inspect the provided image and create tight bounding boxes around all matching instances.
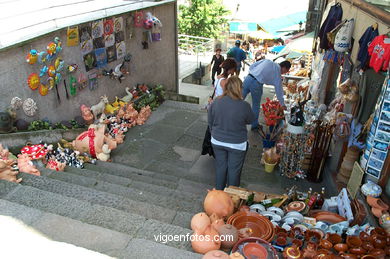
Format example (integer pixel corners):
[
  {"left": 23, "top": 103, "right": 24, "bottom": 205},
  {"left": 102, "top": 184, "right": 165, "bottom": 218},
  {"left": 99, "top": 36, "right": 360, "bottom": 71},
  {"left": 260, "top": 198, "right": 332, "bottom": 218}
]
[{"left": 337, "top": 146, "right": 360, "bottom": 184}]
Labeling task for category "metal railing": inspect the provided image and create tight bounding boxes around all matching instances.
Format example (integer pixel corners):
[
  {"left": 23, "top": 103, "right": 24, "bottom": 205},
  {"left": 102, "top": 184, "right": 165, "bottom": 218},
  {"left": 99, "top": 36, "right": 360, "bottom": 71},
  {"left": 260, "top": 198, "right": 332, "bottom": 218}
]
[{"left": 178, "top": 34, "right": 215, "bottom": 57}]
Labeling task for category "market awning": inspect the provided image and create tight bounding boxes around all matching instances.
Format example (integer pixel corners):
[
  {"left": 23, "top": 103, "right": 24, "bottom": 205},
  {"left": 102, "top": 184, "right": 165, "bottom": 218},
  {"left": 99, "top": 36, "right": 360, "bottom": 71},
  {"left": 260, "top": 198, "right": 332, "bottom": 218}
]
[
  {"left": 247, "top": 30, "right": 276, "bottom": 39},
  {"left": 275, "top": 31, "right": 314, "bottom": 59},
  {"left": 270, "top": 45, "right": 286, "bottom": 53},
  {"left": 257, "top": 11, "right": 307, "bottom": 37},
  {"left": 229, "top": 21, "right": 259, "bottom": 33}
]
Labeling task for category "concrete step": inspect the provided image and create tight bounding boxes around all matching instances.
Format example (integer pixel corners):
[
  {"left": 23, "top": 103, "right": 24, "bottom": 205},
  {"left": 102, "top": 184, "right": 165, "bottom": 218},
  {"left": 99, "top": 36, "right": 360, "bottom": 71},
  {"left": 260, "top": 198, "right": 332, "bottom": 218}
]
[
  {"left": 62, "top": 165, "right": 205, "bottom": 203},
  {"left": 36, "top": 168, "right": 203, "bottom": 215},
  {"left": 0, "top": 199, "right": 200, "bottom": 258},
  {"left": 1, "top": 181, "right": 194, "bottom": 251},
  {"left": 19, "top": 173, "right": 202, "bottom": 220}
]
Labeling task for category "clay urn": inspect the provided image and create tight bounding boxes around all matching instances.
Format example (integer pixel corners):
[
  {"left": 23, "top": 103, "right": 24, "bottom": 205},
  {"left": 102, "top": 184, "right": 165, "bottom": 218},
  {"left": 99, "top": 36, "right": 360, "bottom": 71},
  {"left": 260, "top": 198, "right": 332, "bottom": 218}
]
[
  {"left": 283, "top": 245, "right": 302, "bottom": 259},
  {"left": 202, "top": 250, "right": 230, "bottom": 259},
  {"left": 229, "top": 252, "right": 244, "bottom": 259},
  {"left": 334, "top": 243, "right": 348, "bottom": 253},
  {"left": 349, "top": 247, "right": 366, "bottom": 255},
  {"left": 191, "top": 226, "right": 221, "bottom": 254},
  {"left": 303, "top": 241, "right": 317, "bottom": 259},
  {"left": 346, "top": 236, "right": 361, "bottom": 248},
  {"left": 359, "top": 232, "right": 370, "bottom": 242},
  {"left": 370, "top": 234, "right": 386, "bottom": 249},
  {"left": 327, "top": 233, "right": 342, "bottom": 245},
  {"left": 361, "top": 241, "right": 374, "bottom": 251},
  {"left": 215, "top": 224, "right": 238, "bottom": 250},
  {"left": 204, "top": 189, "right": 234, "bottom": 220},
  {"left": 191, "top": 212, "right": 211, "bottom": 233},
  {"left": 319, "top": 239, "right": 333, "bottom": 250},
  {"left": 369, "top": 248, "right": 386, "bottom": 259}
]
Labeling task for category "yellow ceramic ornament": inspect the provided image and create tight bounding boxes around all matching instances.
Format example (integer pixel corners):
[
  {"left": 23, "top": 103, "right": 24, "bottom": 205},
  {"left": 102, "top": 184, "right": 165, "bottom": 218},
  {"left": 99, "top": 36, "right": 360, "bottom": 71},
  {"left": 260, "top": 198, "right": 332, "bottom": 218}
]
[
  {"left": 27, "top": 73, "right": 40, "bottom": 90},
  {"left": 39, "top": 84, "right": 49, "bottom": 96}
]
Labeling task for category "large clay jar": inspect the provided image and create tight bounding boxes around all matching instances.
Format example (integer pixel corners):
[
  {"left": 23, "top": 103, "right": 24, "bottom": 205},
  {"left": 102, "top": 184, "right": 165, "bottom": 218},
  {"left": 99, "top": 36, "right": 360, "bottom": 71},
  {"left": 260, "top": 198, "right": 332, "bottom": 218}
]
[
  {"left": 204, "top": 189, "right": 234, "bottom": 220},
  {"left": 216, "top": 224, "right": 238, "bottom": 250},
  {"left": 192, "top": 226, "right": 221, "bottom": 254},
  {"left": 191, "top": 212, "right": 211, "bottom": 233},
  {"left": 202, "top": 250, "right": 229, "bottom": 259},
  {"left": 346, "top": 236, "right": 361, "bottom": 248}
]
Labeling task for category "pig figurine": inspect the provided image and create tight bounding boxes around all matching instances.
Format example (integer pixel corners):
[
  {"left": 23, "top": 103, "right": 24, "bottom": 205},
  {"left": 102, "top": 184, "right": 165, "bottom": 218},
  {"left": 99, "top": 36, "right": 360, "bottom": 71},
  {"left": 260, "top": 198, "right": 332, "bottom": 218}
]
[
  {"left": 0, "top": 160, "right": 22, "bottom": 183},
  {"left": 17, "top": 154, "right": 40, "bottom": 176}
]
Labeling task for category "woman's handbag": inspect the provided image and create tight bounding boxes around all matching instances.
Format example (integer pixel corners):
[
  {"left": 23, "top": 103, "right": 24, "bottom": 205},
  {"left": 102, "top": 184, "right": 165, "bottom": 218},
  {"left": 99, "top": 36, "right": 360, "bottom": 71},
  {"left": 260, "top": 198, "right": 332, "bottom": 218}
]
[{"left": 201, "top": 126, "right": 214, "bottom": 157}]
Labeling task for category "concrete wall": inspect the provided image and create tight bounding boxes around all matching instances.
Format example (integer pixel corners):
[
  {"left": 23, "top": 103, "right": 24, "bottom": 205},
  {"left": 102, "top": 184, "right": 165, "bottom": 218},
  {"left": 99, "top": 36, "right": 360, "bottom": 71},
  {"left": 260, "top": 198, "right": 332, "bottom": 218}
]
[
  {"left": 338, "top": 0, "right": 389, "bottom": 63},
  {"left": 0, "top": 2, "right": 177, "bottom": 122}
]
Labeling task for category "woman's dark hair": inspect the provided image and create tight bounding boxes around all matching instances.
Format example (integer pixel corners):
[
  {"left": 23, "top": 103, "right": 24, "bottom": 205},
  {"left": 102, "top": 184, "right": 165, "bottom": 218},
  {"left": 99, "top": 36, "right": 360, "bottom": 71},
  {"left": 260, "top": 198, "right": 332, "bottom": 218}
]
[
  {"left": 220, "top": 58, "right": 237, "bottom": 77},
  {"left": 279, "top": 60, "right": 291, "bottom": 70},
  {"left": 215, "top": 48, "right": 222, "bottom": 52}
]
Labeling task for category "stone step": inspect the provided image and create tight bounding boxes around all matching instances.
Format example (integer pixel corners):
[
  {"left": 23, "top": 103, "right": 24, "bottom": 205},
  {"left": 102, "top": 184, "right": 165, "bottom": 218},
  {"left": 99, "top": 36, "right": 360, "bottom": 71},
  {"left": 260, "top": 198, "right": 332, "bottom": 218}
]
[
  {"left": 61, "top": 165, "right": 205, "bottom": 202},
  {"left": 1, "top": 181, "right": 194, "bottom": 251},
  {"left": 0, "top": 199, "right": 200, "bottom": 258},
  {"left": 36, "top": 168, "right": 203, "bottom": 214},
  {"left": 19, "top": 173, "right": 202, "bottom": 220}
]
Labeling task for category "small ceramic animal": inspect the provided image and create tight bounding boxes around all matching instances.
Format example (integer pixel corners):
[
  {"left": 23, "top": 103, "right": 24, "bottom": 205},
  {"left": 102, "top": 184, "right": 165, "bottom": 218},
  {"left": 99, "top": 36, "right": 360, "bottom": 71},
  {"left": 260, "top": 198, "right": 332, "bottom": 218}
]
[
  {"left": 91, "top": 96, "right": 109, "bottom": 119},
  {"left": 96, "top": 144, "right": 111, "bottom": 161},
  {"left": 17, "top": 154, "right": 40, "bottom": 176},
  {"left": 121, "top": 87, "right": 134, "bottom": 103}
]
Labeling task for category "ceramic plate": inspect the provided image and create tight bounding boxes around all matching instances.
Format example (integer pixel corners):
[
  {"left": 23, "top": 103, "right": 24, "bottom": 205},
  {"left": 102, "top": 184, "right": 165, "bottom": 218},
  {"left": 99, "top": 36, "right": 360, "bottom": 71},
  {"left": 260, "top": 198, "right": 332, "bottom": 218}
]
[{"left": 260, "top": 211, "right": 282, "bottom": 222}]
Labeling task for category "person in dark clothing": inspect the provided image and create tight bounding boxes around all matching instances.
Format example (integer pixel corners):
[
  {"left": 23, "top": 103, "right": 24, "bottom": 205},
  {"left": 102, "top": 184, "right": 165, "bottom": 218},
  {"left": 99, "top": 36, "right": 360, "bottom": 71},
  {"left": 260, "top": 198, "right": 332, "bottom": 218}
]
[{"left": 210, "top": 48, "right": 224, "bottom": 85}]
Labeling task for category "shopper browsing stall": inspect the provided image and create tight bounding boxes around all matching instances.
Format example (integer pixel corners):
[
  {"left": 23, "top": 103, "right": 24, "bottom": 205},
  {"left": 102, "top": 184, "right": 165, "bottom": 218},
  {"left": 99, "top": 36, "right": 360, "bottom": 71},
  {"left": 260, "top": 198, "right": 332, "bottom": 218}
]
[
  {"left": 227, "top": 40, "right": 247, "bottom": 76},
  {"left": 208, "top": 76, "right": 255, "bottom": 190},
  {"left": 242, "top": 59, "right": 291, "bottom": 130}
]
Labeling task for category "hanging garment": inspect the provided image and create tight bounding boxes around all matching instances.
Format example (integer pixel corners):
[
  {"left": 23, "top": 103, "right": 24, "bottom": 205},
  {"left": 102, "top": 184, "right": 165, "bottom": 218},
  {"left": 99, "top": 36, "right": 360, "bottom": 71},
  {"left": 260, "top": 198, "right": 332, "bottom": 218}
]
[
  {"left": 318, "top": 3, "right": 343, "bottom": 50},
  {"left": 334, "top": 19, "right": 354, "bottom": 52},
  {"left": 357, "top": 25, "right": 379, "bottom": 70},
  {"left": 367, "top": 35, "right": 390, "bottom": 72}
]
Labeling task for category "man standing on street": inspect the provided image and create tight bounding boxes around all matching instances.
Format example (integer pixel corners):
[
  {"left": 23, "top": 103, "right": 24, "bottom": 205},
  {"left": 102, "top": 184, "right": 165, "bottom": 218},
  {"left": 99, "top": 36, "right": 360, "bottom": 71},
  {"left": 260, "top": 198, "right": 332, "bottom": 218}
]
[
  {"left": 242, "top": 59, "right": 291, "bottom": 130},
  {"left": 228, "top": 40, "right": 246, "bottom": 76}
]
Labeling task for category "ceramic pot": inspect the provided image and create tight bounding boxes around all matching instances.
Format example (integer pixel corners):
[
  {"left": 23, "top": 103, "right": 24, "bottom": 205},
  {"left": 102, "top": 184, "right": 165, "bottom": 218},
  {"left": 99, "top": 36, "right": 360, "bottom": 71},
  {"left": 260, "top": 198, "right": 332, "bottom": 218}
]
[
  {"left": 283, "top": 245, "right": 302, "bottom": 259},
  {"left": 306, "top": 230, "right": 321, "bottom": 244},
  {"left": 367, "top": 196, "right": 389, "bottom": 210},
  {"left": 191, "top": 212, "right": 211, "bottom": 233},
  {"left": 216, "top": 224, "right": 238, "bottom": 250},
  {"left": 191, "top": 226, "right": 221, "bottom": 254},
  {"left": 320, "top": 239, "right": 333, "bottom": 249},
  {"left": 243, "top": 243, "right": 268, "bottom": 259},
  {"left": 346, "top": 236, "right": 362, "bottom": 248},
  {"left": 204, "top": 190, "right": 234, "bottom": 220},
  {"left": 327, "top": 233, "right": 342, "bottom": 245},
  {"left": 277, "top": 232, "right": 288, "bottom": 239},
  {"left": 349, "top": 247, "right": 366, "bottom": 255},
  {"left": 369, "top": 248, "right": 386, "bottom": 259},
  {"left": 211, "top": 219, "right": 225, "bottom": 230},
  {"left": 290, "top": 227, "right": 303, "bottom": 238},
  {"left": 202, "top": 250, "right": 230, "bottom": 259},
  {"left": 316, "top": 248, "right": 332, "bottom": 256},
  {"left": 361, "top": 242, "right": 374, "bottom": 251},
  {"left": 370, "top": 227, "right": 387, "bottom": 237},
  {"left": 334, "top": 243, "right": 348, "bottom": 253}
]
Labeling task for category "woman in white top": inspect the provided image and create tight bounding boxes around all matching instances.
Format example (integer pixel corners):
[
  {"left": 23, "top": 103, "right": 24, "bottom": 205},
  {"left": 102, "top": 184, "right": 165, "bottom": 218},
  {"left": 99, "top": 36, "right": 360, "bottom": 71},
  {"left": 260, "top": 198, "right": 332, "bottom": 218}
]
[{"left": 213, "top": 58, "right": 237, "bottom": 98}]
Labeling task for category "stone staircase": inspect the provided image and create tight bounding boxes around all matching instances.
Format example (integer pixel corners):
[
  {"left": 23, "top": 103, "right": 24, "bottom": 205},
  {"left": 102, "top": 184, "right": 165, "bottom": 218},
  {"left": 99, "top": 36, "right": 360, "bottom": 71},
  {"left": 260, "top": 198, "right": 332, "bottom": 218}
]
[{"left": 0, "top": 159, "right": 210, "bottom": 258}]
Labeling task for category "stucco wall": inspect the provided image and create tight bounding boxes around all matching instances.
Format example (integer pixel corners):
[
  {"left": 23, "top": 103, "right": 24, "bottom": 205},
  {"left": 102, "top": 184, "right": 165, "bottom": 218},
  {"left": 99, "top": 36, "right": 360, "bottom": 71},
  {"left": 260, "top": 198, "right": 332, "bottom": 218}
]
[
  {"left": 339, "top": 0, "right": 389, "bottom": 63},
  {"left": 0, "top": 2, "right": 177, "bottom": 122}
]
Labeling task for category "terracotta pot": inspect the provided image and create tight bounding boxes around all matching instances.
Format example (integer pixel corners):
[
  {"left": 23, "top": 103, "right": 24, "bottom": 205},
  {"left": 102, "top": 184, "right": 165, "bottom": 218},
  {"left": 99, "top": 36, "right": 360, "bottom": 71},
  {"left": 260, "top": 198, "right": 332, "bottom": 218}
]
[
  {"left": 359, "top": 232, "right": 370, "bottom": 242},
  {"left": 290, "top": 226, "right": 303, "bottom": 238},
  {"left": 276, "top": 236, "right": 287, "bottom": 246},
  {"left": 283, "top": 245, "right": 302, "bottom": 259},
  {"left": 192, "top": 226, "right": 221, "bottom": 254},
  {"left": 361, "top": 242, "right": 374, "bottom": 251},
  {"left": 204, "top": 190, "right": 234, "bottom": 220},
  {"left": 202, "top": 250, "right": 230, "bottom": 259},
  {"left": 340, "top": 253, "right": 357, "bottom": 259},
  {"left": 367, "top": 196, "right": 389, "bottom": 210},
  {"left": 349, "top": 247, "right": 366, "bottom": 255},
  {"left": 372, "top": 207, "right": 388, "bottom": 218},
  {"left": 320, "top": 239, "right": 333, "bottom": 250},
  {"left": 216, "top": 224, "right": 238, "bottom": 250},
  {"left": 229, "top": 252, "right": 244, "bottom": 259},
  {"left": 371, "top": 234, "right": 386, "bottom": 249},
  {"left": 346, "top": 236, "right": 362, "bottom": 248},
  {"left": 327, "top": 233, "right": 342, "bottom": 245},
  {"left": 191, "top": 212, "right": 211, "bottom": 233},
  {"left": 277, "top": 232, "right": 288, "bottom": 239},
  {"left": 276, "top": 226, "right": 287, "bottom": 234},
  {"left": 369, "top": 248, "right": 386, "bottom": 259},
  {"left": 334, "top": 243, "right": 348, "bottom": 253},
  {"left": 243, "top": 243, "right": 268, "bottom": 259}
]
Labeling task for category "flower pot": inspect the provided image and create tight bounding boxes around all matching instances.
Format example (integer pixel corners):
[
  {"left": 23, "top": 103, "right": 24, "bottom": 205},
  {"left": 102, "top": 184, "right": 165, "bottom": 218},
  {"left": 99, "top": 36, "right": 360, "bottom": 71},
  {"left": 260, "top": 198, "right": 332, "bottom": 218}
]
[{"left": 264, "top": 161, "right": 277, "bottom": 173}]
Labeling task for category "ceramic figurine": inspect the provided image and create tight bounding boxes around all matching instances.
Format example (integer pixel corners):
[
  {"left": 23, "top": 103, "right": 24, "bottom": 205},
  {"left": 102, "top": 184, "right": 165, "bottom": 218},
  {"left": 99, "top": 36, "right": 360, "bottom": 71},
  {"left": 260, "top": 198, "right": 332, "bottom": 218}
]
[
  {"left": 96, "top": 144, "right": 111, "bottom": 161},
  {"left": 0, "top": 159, "right": 21, "bottom": 183},
  {"left": 121, "top": 87, "right": 134, "bottom": 103},
  {"left": 114, "top": 130, "right": 125, "bottom": 144},
  {"left": 80, "top": 105, "right": 94, "bottom": 124},
  {"left": 46, "top": 158, "right": 66, "bottom": 171},
  {"left": 17, "top": 154, "right": 40, "bottom": 176},
  {"left": 91, "top": 96, "right": 109, "bottom": 119}
]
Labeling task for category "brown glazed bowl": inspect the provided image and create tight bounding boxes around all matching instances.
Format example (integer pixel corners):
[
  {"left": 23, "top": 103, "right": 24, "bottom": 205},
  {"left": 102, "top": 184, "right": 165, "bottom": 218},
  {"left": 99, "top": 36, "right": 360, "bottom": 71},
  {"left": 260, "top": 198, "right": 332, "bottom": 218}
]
[
  {"left": 276, "top": 236, "right": 287, "bottom": 246},
  {"left": 370, "top": 227, "right": 387, "bottom": 237},
  {"left": 369, "top": 248, "right": 386, "bottom": 259},
  {"left": 327, "top": 233, "right": 342, "bottom": 245},
  {"left": 319, "top": 239, "right": 333, "bottom": 250},
  {"left": 292, "top": 238, "right": 303, "bottom": 248},
  {"left": 306, "top": 230, "right": 322, "bottom": 243},
  {"left": 371, "top": 234, "right": 386, "bottom": 249},
  {"left": 346, "top": 236, "right": 362, "bottom": 248},
  {"left": 334, "top": 243, "right": 348, "bottom": 253},
  {"left": 339, "top": 253, "right": 357, "bottom": 259},
  {"left": 359, "top": 232, "right": 370, "bottom": 242},
  {"left": 361, "top": 241, "right": 374, "bottom": 251},
  {"left": 349, "top": 247, "right": 366, "bottom": 255},
  {"left": 360, "top": 256, "right": 376, "bottom": 259}
]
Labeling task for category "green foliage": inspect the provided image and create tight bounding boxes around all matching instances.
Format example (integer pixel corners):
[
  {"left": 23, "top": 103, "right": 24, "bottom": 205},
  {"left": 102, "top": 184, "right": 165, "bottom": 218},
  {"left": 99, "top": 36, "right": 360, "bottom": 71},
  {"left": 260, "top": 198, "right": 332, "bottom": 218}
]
[{"left": 178, "top": 0, "right": 229, "bottom": 39}]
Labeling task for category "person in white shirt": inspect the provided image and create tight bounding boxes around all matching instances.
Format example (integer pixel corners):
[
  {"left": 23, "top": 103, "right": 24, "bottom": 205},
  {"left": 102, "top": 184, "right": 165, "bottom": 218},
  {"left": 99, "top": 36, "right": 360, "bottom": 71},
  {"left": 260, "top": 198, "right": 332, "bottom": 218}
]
[{"left": 242, "top": 59, "right": 291, "bottom": 130}]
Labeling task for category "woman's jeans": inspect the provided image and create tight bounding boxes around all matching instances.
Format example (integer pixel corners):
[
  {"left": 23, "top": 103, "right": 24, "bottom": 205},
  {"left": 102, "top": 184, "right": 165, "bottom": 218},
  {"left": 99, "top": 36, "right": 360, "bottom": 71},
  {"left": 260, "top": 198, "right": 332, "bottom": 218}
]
[
  {"left": 212, "top": 144, "right": 247, "bottom": 190},
  {"left": 242, "top": 75, "right": 263, "bottom": 129}
]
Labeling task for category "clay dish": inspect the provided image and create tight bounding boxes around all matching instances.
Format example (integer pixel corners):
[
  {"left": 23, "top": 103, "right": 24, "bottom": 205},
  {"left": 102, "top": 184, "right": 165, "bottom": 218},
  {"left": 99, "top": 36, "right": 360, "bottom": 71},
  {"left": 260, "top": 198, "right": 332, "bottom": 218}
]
[
  {"left": 359, "top": 232, "right": 370, "bottom": 242},
  {"left": 320, "top": 239, "right": 333, "bottom": 250},
  {"left": 276, "top": 236, "right": 287, "bottom": 246},
  {"left": 243, "top": 243, "right": 268, "bottom": 259},
  {"left": 334, "top": 243, "right": 348, "bottom": 253},
  {"left": 369, "top": 248, "right": 386, "bottom": 258},
  {"left": 346, "top": 236, "right": 362, "bottom": 248}
]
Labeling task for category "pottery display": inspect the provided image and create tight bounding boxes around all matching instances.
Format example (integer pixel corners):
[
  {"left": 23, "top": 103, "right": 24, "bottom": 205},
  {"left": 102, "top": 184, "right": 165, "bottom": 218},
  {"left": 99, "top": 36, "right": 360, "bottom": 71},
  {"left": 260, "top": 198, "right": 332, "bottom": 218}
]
[
  {"left": 216, "top": 224, "right": 238, "bottom": 250},
  {"left": 204, "top": 189, "right": 234, "bottom": 220},
  {"left": 17, "top": 154, "right": 40, "bottom": 176},
  {"left": 191, "top": 212, "right": 211, "bottom": 233},
  {"left": 243, "top": 243, "right": 268, "bottom": 259},
  {"left": 192, "top": 226, "right": 221, "bottom": 254},
  {"left": 0, "top": 159, "right": 21, "bottom": 183},
  {"left": 202, "top": 250, "right": 230, "bottom": 259}
]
